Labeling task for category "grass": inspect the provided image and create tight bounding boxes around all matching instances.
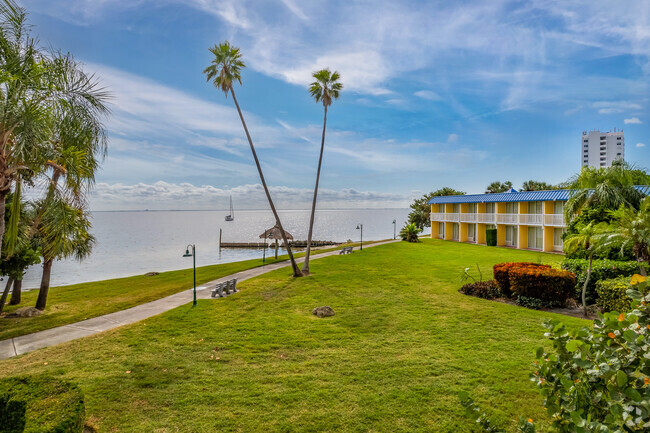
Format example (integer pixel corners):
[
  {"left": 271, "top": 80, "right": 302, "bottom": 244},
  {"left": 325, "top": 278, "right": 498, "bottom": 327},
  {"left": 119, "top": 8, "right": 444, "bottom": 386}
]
[
  {"left": 0, "top": 239, "right": 587, "bottom": 432},
  {"left": 0, "top": 242, "right": 377, "bottom": 341}
]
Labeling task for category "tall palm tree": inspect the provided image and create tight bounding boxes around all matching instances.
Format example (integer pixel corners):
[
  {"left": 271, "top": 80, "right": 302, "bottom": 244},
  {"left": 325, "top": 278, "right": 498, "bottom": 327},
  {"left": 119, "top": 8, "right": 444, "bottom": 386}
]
[
  {"left": 35, "top": 193, "right": 94, "bottom": 310},
  {"left": 302, "top": 68, "right": 342, "bottom": 274},
  {"left": 600, "top": 197, "right": 650, "bottom": 275},
  {"left": 564, "top": 221, "right": 607, "bottom": 316},
  {"left": 564, "top": 162, "right": 648, "bottom": 223},
  {"left": 204, "top": 41, "right": 302, "bottom": 277}
]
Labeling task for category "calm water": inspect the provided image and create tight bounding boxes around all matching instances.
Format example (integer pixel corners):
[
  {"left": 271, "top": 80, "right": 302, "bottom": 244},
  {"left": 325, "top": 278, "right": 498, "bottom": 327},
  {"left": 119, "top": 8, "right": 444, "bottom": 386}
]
[{"left": 21, "top": 208, "right": 419, "bottom": 289}]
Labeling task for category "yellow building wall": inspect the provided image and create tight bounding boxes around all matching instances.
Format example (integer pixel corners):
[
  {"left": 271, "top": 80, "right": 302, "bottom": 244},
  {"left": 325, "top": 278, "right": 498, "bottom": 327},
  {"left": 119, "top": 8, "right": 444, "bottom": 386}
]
[
  {"left": 543, "top": 201, "right": 554, "bottom": 215},
  {"left": 445, "top": 203, "right": 454, "bottom": 213},
  {"left": 496, "top": 202, "right": 505, "bottom": 214},
  {"left": 518, "top": 225, "right": 528, "bottom": 249},
  {"left": 518, "top": 201, "right": 528, "bottom": 214},
  {"left": 496, "top": 225, "right": 505, "bottom": 246},
  {"left": 460, "top": 223, "right": 468, "bottom": 242},
  {"left": 543, "top": 226, "right": 554, "bottom": 252},
  {"left": 477, "top": 203, "right": 486, "bottom": 213},
  {"left": 444, "top": 222, "right": 453, "bottom": 241},
  {"left": 477, "top": 223, "right": 486, "bottom": 244}
]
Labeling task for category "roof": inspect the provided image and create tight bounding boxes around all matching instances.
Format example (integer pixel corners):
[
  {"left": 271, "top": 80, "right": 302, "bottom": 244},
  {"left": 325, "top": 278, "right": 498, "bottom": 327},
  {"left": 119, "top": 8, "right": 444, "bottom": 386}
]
[
  {"left": 427, "top": 185, "right": 650, "bottom": 205},
  {"left": 259, "top": 225, "right": 294, "bottom": 240}
]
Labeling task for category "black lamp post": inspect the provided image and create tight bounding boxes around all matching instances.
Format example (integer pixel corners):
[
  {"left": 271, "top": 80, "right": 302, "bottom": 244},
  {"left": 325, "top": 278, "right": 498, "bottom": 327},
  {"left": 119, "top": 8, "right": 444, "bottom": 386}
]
[
  {"left": 356, "top": 223, "right": 363, "bottom": 250},
  {"left": 392, "top": 219, "right": 396, "bottom": 239},
  {"left": 183, "top": 244, "right": 197, "bottom": 306}
]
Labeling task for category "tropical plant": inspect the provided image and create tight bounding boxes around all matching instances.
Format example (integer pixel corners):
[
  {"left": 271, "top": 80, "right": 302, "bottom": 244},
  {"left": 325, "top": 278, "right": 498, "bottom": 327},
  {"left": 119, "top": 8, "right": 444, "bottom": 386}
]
[
  {"left": 0, "top": 0, "right": 109, "bottom": 260},
  {"left": 564, "top": 221, "right": 607, "bottom": 315},
  {"left": 400, "top": 223, "right": 420, "bottom": 242},
  {"left": 408, "top": 187, "right": 465, "bottom": 231},
  {"left": 204, "top": 41, "right": 301, "bottom": 277},
  {"left": 301, "top": 68, "right": 342, "bottom": 274},
  {"left": 34, "top": 194, "right": 94, "bottom": 310},
  {"left": 600, "top": 197, "right": 650, "bottom": 274},
  {"left": 520, "top": 180, "right": 556, "bottom": 191},
  {"left": 564, "top": 162, "right": 649, "bottom": 224},
  {"left": 484, "top": 181, "right": 513, "bottom": 194}
]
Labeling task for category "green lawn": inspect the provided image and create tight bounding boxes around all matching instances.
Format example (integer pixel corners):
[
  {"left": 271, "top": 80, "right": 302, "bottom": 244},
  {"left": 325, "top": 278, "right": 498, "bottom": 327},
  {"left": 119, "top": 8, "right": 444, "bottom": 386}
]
[
  {"left": 0, "top": 242, "right": 373, "bottom": 341},
  {"left": 0, "top": 239, "right": 586, "bottom": 432}
]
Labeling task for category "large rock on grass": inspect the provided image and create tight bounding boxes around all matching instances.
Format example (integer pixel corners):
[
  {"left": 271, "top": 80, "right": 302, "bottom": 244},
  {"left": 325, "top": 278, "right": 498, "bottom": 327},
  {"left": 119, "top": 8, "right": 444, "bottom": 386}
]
[
  {"left": 312, "top": 306, "right": 335, "bottom": 318},
  {"left": 6, "top": 307, "right": 42, "bottom": 318}
]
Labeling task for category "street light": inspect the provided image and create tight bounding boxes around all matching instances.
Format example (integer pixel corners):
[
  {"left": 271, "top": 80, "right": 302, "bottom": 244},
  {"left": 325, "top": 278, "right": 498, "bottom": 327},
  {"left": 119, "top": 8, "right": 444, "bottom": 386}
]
[
  {"left": 183, "top": 244, "right": 197, "bottom": 306},
  {"left": 356, "top": 223, "right": 363, "bottom": 250},
  {"left": 392, "top": 219, "right": 396, "bottom": 240}
]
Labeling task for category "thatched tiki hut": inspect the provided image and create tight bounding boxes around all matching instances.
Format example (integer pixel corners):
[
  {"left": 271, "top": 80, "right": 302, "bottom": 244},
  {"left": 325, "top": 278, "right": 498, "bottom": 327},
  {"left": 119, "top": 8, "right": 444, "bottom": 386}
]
[{"left": 259, "top": 225, "right": 294, "bottom": 259}]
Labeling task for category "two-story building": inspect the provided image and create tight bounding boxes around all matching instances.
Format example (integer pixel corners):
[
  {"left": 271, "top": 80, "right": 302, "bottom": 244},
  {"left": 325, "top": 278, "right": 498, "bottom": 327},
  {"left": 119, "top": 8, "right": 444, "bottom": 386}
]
[{"left": 428, "top": 188, "right": 569, "bottom": 252}]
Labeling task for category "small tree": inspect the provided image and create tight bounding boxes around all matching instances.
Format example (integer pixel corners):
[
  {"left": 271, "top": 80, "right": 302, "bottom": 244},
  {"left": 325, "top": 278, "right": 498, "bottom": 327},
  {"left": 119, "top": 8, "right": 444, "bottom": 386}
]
[
  {"left": 484, "top": 181, "right": 513, "bottom": 194},
  {"left": 400, "top": 223, "right": 420, "bottom": 243},
  {"left": 408, "top": 187, "right": 465, "bottom": 231},
  {"left": 601, "top": 197, "right": 650, "bottom": 275},
  {"left": 520, "top": 180, "right": 556, "bottom": 191}
]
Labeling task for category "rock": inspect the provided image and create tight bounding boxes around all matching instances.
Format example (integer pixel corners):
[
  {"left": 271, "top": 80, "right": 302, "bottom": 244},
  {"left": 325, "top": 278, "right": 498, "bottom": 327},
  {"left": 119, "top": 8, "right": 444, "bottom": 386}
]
[
  {"left": 312, "top": 306, "right": 335, "bottom": 318},
  {"left": 6, "top": 307, "right": 42, "bottom": 318},
  {"left": 144, "top": 272, "right": 159, "bottom": 277}
]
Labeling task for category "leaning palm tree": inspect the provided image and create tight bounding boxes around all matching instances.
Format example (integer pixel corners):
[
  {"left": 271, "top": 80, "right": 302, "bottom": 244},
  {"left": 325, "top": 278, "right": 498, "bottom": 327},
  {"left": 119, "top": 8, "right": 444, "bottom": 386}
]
[
  {"left": 302, "top": 68, "right": 342, "bottom": 274},
  {"left": 204, "top": 41, "right": 301, "bottom": 277},
  {"left": 600, "top": 197, "right": 650, "bottom": 275},
  {"left": 35, "top": 193, "right": 94, "bottom": 310},
  {"left": 564, "top": 221, "right": 607, "bottom": 316}
]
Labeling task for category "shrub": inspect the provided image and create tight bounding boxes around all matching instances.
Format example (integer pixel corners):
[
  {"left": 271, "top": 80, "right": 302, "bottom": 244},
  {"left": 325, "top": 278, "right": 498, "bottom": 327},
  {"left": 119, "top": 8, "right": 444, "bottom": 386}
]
[
  {"left": 400, "top": 223, "right": 420, "bottom": 243},
  {"left": 492, "top": 262, "right": 551, "bottom": 297},
  {"left": 515, "top": 295, "right": 550, "bottom": 310},
  {"left": 485, "top": 228, "right": 497, "bottom": 246},
  {"left": 561, "top": 258, "right": 642, "bottom": 304},
  {"left": 0, "top": 376, "right": 85, "bottom": 433},
  {"left": 459, "top": 280, "right": 501, "bottom": 299},
  {"left": 508, "top": 267, "right": 576, "bottom": 307},
  {"left": 460, "top": 274, "right": 650, "bottom": 432}
]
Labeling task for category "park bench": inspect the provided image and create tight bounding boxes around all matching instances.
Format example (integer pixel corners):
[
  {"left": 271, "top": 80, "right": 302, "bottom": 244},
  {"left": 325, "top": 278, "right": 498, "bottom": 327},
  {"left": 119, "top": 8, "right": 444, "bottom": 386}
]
[
  {"left": 339, "top": 246, "right": 353, "bottom": 255},
  {"left": 211, "top": 278, "right": 238, "bottom": 298}
]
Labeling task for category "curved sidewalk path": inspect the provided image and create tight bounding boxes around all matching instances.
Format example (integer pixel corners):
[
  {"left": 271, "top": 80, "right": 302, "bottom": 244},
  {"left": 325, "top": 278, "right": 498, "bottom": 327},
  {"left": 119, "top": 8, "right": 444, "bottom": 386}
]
[{"left": 0, "top": 240, "right": 398, "bottom": 360}]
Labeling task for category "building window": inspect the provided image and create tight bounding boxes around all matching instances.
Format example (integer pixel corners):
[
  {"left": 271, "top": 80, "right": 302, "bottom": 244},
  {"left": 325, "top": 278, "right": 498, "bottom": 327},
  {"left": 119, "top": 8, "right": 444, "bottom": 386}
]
[
  {"left": 452, "top": 223, "right": 459, "bottom": 241},
  {"left": 505, "top": 202, "right": 517, "bottom": 214},
  {"left": 438, "top": 204, "right": 445, "bottom": 213},
  {"left": 485, "top": 202, "right": 495, "bottom": 214},
  {"left": 505, "top": 225, "right": 518, "bottom": 247},
  {"left": 468, "top": 203, "right": 477, "bottom": 213},
  {"left": 438, "top": 222, "right": 445, "bottom": 239},
  {"left": 453, "top": 203, "right": 460, "bottom": 213},
  {"left": 529, "top": 201, "right": 542, "bottom": 214},
  {"left": 468, "top": 223, "right": 476, "bottom": 242},
  {"left": 554, "top": 202, "right": 564, "bottom": 214},
  {"left": 600, "top": 136, "right": 606, "bottom": 140},
  {"left": 528, "top": 227, "right": 543, "bottom": 250},
  {"left": 553, "top": 228, "right": 566, "bottom": 251}
]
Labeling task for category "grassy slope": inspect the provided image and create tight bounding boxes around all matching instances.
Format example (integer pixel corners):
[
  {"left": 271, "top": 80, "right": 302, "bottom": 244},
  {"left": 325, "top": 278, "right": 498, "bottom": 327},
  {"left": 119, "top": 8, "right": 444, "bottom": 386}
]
[
  {"left": 0, "top": 243, "right": 371, "bottom": 341},
  {"left": 0, "top": 240, "right": 586, "bottom": 432}
]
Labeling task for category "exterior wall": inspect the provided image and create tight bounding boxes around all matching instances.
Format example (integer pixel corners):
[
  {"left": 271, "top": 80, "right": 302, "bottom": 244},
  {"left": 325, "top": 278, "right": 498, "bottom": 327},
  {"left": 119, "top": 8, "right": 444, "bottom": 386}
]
[
  {"left": 581, "top": 130, "right": 624, "bottom": 168},
  {"left": 518, "top": 225, "right": 528, "bottom": 249},
  {"left": 496, "top": 202, "right": 506, "bottom": 246},
  {"left": 430, "top": 204, "right": 436, "bottom": 239},
  {"left": 542, "top": 202, "right": 554, "bottom": 252},
  {"left": 477, "top": 223, "right": 486, "bottom": 244}
]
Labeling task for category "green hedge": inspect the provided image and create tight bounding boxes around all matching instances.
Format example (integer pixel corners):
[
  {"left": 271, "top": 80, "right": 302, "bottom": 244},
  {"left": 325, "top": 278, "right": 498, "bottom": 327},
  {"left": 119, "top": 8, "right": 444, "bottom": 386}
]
[
  {"left": 485, "top": 228, "right": 497, "bottom": 246},
  {"left": 595, "top": 277, "right": 632, "bottom": 313},
  {"left": 561, "top": 258, "right": 642, "bottom": 304},
  {"left": 508, "top": 267, "right": 576, "bottom": 307},
  {"left": 0, "top": 376, "right": 85, "bottom": 433}
]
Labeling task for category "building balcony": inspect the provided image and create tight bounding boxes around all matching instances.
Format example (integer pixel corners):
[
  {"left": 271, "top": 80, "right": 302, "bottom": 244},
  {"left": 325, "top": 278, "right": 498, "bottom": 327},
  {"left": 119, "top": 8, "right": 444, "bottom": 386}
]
[
  {"left": 496, "top": 214, "right": 518, "bottom": 224},
  {"left": 518, "top": 213, "right": 543, "bottom": 225},
  {"left": 431, "top": 212, "right": 567, "bottom": 227},
  {"left": 543, "top": 214, "right": 566, "bottom": 227}
]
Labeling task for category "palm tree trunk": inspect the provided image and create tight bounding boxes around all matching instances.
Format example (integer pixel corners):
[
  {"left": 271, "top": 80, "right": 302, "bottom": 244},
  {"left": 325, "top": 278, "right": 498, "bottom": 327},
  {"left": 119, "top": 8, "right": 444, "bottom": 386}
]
[
  {"left": 0, "top": 278, "right": 14, "bottom": 315},
  {"left": 229, "top": 88, "right": 302, "bottom": 277},
  {"left": 9, "top": 278, "right": 21, "bottom": 305},
  {"left": 582, "top": 255, "right": 593, "bottom": 317},
  {"left": 35, "top": 259, "right": 53, "bottom": 310},
  {"left": 0, "top": 190, "right": 7, "bottom": 261},
  {"left": 302, "top": 105, "right": 328, "bottom": 274}
]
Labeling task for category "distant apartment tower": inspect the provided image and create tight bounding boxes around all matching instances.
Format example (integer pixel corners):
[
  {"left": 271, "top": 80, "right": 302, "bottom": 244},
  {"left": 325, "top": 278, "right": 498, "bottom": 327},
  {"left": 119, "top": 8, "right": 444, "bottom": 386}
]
[{"left": 581, "top": 129, "right": 624, "bottom": 168}]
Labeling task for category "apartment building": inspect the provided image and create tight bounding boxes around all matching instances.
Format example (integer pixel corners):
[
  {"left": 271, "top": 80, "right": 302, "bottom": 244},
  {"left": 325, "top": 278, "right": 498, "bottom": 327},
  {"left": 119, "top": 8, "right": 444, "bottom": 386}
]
[
  {"left": 581, "top": 129, "right": 624, "bottom": 168},
  {"left": 428, "top": 189, "right": 568, "bottom": 252}
]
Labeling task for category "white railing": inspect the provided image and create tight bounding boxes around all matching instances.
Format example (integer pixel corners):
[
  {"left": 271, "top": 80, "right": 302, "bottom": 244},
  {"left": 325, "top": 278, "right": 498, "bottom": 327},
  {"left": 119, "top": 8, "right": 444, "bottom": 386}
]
[
  {"left": 497, "top": 214, "right": 518, "bottom": 224},
  {"left": 544, "top": 214, "right": 567, "bottom": 227},
  {"left": 444, "top": 213, "right": 460, "bottom": 222},
  {"left": 430, "top": 213, "right": 444, "bottom": 222},
  {"left": 477, "top": 213, "right": 496, "bottom": 224},
  {"left": 519, "top": 214, "right": 543, "bottom": 225},
  {"left": 460, "top": 213, "right": 478, "bottom": 223}
]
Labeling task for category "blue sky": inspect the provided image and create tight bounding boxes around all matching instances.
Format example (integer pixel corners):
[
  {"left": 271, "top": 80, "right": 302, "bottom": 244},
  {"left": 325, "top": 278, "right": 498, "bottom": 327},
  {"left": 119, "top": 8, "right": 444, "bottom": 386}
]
[{"left": 20, "top": 0, "right": 650, "bottom": 210}]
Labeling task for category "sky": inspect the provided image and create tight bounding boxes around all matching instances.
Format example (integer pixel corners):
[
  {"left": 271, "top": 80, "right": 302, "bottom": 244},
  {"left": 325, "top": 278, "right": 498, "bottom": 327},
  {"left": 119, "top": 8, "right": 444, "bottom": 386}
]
[{"left": 18, "top": 0, "right": 650, "bottom": 210}]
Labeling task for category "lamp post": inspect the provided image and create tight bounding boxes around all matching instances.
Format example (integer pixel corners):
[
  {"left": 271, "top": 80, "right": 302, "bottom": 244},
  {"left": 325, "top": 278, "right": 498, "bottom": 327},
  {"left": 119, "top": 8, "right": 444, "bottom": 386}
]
[
  {"left": 356, "top": 223, "right": 363, "bottom": 250},
  {"left": 392, "top": 219, "right": 396, "bottom": 240},
  {"left": 183, "top": 244, "right": 197, "bottom": 306}
]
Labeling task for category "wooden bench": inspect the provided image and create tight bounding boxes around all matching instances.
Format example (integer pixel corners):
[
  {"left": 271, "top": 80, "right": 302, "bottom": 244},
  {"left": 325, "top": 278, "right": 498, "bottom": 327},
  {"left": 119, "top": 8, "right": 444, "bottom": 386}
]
[
  {"left": 339, "top": 246, "right": 353, "bottom": 255},
  {"left": 211, "top": 278, "right": 238, "bottom": 298}
]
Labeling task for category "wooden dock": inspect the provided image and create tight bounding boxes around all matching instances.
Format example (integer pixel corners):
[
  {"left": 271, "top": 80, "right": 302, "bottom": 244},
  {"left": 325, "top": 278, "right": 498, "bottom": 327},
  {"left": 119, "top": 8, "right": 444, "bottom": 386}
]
[{"left": 220, "top": 240, "right": 337, "bottom": 249}]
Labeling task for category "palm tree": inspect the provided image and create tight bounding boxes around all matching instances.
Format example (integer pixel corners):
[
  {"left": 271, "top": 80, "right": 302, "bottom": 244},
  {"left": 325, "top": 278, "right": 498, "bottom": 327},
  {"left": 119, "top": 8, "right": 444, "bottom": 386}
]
[
  {"left": 600, "top": 197, "right": 650, "bottom": 275},
  {"left": 35, "top": 193, "right": 94, "bottom": 310},
  {"left": 400, "top": 223, "right": 420, "bottom": 243},
  {"left": 301, "top": 69, "right": 342, "bottom": 274},
  {"left": 564, "top": 221, "right": 606, "bottom": 316},
  {"left": 0, "top": 1, "right": 109, "bottom": 259},
  {"left": 204, "top": 41, "right": 302, "bottom": 277},
  {"left": 485, "top": 181, "right": 513, "bottom": 194},
  {"left": 564, "top": 162, "right": 648, "bottom": 223}
]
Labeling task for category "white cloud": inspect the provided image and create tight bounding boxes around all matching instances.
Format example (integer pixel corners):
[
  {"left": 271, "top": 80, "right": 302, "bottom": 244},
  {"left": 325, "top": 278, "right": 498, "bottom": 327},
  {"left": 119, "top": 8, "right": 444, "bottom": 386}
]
[
  {"left": 447, "top": 133, "right": 459, "bottom": 143},
  {"left": 624, "top": 117, "right": 642, "bottom": 124},
  {"left": 414, "top": 90, "right": 441, "bottom": 101},
  {"left": 90, "top": 181, "right": 408, "bottom": 210},
  {"left": 592, "top": 101, "right": 643, "bottom": 114},
  {"left": 636, "top": 142, "right": 646, "bottom": 148}
]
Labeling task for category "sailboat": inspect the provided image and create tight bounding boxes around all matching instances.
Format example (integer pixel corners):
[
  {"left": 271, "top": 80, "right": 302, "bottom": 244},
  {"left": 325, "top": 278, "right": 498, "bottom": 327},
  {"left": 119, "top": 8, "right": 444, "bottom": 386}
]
[{"left": 225, "top": 195, "right": 234, "bottom": 221}]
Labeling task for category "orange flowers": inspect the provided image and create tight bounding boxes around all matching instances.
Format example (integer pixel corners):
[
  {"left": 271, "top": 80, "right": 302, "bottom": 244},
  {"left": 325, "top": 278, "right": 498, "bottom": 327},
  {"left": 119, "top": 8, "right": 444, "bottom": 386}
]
[
  {"left": 527, "top": 418, "right": 533, "bottom": 423},
  {"left": 645, "top": 378, "right": 650, "bottom": 386},
  {"left": 608, "top": 332, "right": 616, "bottom": 339},
  {"left": 618, "top": 313, "right": 626, "bottom": 321},
  {"left": 630, "top": 274, "right": 647, "bottom": 285}
]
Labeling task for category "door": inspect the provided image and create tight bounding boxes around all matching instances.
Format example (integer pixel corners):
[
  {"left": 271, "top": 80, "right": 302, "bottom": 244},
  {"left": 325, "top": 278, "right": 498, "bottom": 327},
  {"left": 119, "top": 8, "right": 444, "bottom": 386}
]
[
  {"left": 452, "top": 223, "right": 460, "bottom": 241},
  {"left": 505, "top": 225, "right": 518, "bottom": 247},
  {"left": 438, "top": 222, "right": 445, "bottom": 239},
  {"left": 527, "top": 226, "right": 543, "bottom": 249},
  {"left": 467, "top": 223, "right": 476, "bottom": 242}
]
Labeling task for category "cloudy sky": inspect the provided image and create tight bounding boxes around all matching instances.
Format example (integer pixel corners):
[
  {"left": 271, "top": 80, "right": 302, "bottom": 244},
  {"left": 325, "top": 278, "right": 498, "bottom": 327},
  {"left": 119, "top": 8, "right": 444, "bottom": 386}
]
[{"left": 20, "top": 0, "right": 650, "bottom": 210}]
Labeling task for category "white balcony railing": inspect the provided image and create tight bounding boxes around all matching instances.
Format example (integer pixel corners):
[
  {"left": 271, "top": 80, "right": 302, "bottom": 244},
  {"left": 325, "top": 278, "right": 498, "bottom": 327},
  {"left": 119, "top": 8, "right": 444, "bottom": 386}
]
[
  {"left": 477, "top": 213, "right": 496, "bottom": 224},
  {"left": 430, "top": 213, "right": 444, "bottom": 222},
  {"left": 496, "top": 214, "right": 518, "bottom": 224},
  {"left": 460, "top": 213, "right": 478, "bottom": 223},
  {"left": 544, "top": 214, "right": 567, "bottom": 227},
  {"left": 519, "top": 213, "right": 543, "bottom": 225}
]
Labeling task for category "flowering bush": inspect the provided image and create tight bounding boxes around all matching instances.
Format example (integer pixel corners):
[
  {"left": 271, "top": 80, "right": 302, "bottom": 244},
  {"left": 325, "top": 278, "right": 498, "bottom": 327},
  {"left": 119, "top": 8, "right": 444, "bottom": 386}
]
[
  {"left": 493, "top": 262, "right": 551, "bottom": 297},
  {"left": 561, "top": 258, "right": 642, "bottom": 304},
  {"left": 508, "top": 267, "right": 576, "bottom": 308},
  {"left": 460, "top": 274, "right": 650, "bottom": 432}
]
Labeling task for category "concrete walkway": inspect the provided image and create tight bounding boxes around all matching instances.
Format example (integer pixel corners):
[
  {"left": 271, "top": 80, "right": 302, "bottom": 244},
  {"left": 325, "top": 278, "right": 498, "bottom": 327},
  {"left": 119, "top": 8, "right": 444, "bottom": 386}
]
[{"left": 0, "top": 240, "right": 398, "bottom": 360}]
